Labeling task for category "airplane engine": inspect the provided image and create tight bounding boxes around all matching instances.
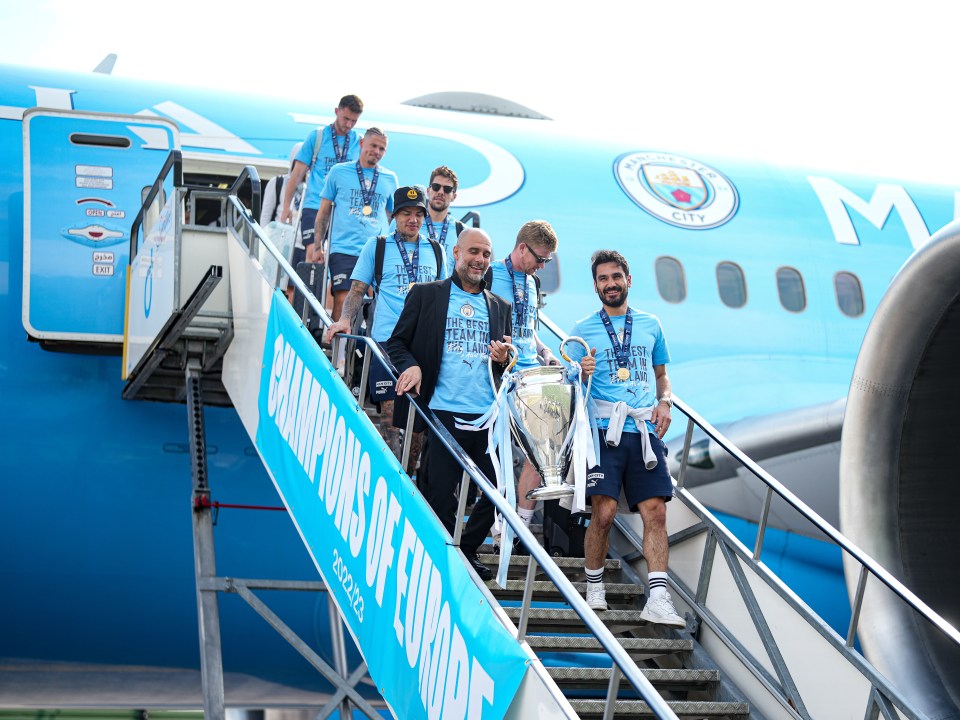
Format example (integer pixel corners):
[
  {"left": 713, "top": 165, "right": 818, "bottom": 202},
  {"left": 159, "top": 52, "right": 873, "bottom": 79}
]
[{"left": 840, "top": 218, "right": 960, "bottom": 718}]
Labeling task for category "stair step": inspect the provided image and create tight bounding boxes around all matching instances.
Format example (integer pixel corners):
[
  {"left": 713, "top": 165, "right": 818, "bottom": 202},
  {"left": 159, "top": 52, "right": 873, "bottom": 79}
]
[
  {"left": 547, "top": 666, "right": 719, "bottom": 692},
  {"left": 524, "top": 635, "right": 692, "bottom": 660},
  {"left": 486, "top": 579, "right": 642, "bottom": 602},
  {"left": 475, "top": 550, "right": 619, "bottom": 573},
  {"left": 502, "top": 607, "right": 648, "bottom": 633},
  {"left": 568, "top": 699, "right": 749, "bottom": 719}
]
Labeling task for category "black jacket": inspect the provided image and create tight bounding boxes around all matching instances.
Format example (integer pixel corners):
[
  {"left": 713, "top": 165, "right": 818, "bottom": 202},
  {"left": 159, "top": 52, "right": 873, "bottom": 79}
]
[{"left": 386, "top": 273, "right": 513, "bottom": 424}]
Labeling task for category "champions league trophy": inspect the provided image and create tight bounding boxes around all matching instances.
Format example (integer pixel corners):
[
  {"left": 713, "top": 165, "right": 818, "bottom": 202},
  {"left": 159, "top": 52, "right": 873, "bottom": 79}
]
[{"left": 491, "top": 337, "right": 592, "bottom": 501}]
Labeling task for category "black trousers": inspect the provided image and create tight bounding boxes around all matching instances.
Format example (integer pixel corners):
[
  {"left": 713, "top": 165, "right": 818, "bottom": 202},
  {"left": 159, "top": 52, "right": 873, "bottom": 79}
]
[{"left": 425, "top": 409, "right": 497, "bottom": 554}]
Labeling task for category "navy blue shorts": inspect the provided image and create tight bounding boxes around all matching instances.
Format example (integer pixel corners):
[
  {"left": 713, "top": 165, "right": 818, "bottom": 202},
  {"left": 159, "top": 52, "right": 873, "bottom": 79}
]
[
  {"left": 367, "top": 356, "right": 397, "bottom": 403},
  {"left": 299, "top": 207, "right": 317, "bottom": 249},
  {"left": 328, "top": 252, "right": 359, "bottom": 293},
  {"left": 586, "top": 429, "right": 673, "bottom": 511}
]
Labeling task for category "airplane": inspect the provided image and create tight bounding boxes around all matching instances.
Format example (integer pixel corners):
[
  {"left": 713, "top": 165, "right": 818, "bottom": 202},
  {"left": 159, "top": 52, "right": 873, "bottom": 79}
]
[{"left": 1, "top": 59, "right": 958, "bottom": 715}]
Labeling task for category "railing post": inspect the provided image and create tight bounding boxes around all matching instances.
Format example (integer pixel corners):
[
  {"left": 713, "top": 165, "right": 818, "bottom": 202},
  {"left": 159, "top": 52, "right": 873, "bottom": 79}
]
[
  {"left": 452, "top": 471, "right": 470, "bottom": 545},
  {"left": 401, "top": 399, "right": 417, "bottom": 474},
  {"left": 517, "top": 555, "right": 538, "bottom": 642},
  {"left": 602, "top": 664, "right": 621, "bottom": 720},
  {"left": 753, "top": 486, "right": 774, "bottom": 561},
  {"left": 676, "top": 417, "right": 695, "bottom": 489},
  {"left": 847, "top": 565, "right": 869, "bottom": 648}
]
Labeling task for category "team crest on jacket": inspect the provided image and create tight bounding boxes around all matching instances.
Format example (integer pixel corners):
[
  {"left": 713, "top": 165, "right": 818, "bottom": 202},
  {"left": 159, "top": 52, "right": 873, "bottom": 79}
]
[
  {"left": 614, "top": 151, "right": 739, "bottom": 230},
  {"left": 460, "top": 303, "right": 475, "bottom": 318}
]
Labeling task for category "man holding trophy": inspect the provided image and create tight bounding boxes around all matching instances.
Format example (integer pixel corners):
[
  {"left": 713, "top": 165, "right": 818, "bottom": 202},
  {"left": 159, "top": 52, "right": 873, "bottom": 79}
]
[
  {"left": 485, "top": 220, "right": 561, "bottom": 547},
  {"left": 573, "top": 249, "right": 685, "bottom": 627}
]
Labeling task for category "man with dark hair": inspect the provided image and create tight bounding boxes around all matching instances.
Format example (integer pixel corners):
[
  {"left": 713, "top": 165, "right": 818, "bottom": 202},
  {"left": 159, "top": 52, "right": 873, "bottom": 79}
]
[
  {"left": 572, "top": 249, "right": 684, "bottom": 627},
  {"left": 315, "top": 127, "right": 398, "bottom": 323},
  {"left": 387, "top": 228, "right": 513, "bottom": 581},
  {"left": 325, "top": 186, "right": 444, "bottom": 471},
  {"left": 424, "top": 166, "right": 462, "bottom": 269},
  {"left": 279, "top": 94, "right": 363, "bottom": 268}
]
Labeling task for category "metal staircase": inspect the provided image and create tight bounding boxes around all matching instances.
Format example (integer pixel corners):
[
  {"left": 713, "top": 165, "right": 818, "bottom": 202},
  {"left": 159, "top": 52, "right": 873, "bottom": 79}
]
[{"left": 115, "top": 152, "right": 960, "bottom": 720}]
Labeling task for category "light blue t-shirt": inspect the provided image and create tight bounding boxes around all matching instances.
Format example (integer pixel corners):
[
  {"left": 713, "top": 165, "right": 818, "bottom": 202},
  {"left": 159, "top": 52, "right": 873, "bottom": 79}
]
[
  {"left": 488, "top": 259, "right": 539, "bottom": 370},
  {"left": 430, "top": 285, "right": 495, "bottom": 414},
  {"left": 424, "top": 214, "right": 457, "bottom": 276},
  {"left": 320, "top": 161, "right": 399, "bottom": 256},
  {"left": 351, "top": 234, "right": 445, "bottom": 342},
  {"left": 295, "top": 126, "right": 360, "bottom": 210},
  {"left": 569, "top": 307, "right": 671, "bottom": 434}
]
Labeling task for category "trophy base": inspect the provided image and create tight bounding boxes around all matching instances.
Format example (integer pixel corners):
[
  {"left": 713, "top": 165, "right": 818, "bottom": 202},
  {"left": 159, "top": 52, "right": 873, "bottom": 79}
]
[{"left": 527, "top": 482, "right": 575, "bottom": 501}]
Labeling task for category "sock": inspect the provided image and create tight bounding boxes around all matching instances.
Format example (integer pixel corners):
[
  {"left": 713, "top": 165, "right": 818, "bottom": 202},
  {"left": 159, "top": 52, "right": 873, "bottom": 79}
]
[
  {"left": 517, "top": 507, "right": 534, "bottom": 527},
  {"left": 585, "top": 566, "right": 605, "bottom": 585},
  {"left": 648, "top": 571, "right": 668, "bottom": 599}
]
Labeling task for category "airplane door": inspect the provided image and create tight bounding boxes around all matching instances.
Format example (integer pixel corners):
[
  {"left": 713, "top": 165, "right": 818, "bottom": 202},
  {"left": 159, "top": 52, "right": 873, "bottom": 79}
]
[{"left": 22, "top": 109, "right": 179, "bottom": 343}]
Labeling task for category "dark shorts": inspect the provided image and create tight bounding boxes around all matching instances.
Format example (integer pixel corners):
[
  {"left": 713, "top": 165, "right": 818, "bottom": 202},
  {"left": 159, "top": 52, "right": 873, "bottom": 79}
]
[
  {"left": 299, "top": 207, "right": 317, "bottom": 248},
  {"left": 328, "top": 252, "right": 359, "bottom": 293},
  {"left": 586, "top": 429, "right": 673, "bottom": 511},
  {"left": 367, "top": 356, "right": 397, "bottom": 403}
]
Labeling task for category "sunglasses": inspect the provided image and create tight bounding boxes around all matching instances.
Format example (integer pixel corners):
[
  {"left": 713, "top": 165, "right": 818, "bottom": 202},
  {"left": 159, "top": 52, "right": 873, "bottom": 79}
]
[
  {"left": 525, "top": 243, "right": 552, "bottom": 265},
  {"left": 430, "top": 182, "right": 455, "bottom": 194}
]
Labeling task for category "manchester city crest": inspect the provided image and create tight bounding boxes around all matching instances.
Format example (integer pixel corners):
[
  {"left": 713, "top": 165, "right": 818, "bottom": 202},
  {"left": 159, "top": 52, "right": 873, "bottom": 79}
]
[
  {"left": 460, "top": 303, "right": 475, "bottom": 318},
  {"left": 614, "top": 151, "right": 739, "bottom": 230}
]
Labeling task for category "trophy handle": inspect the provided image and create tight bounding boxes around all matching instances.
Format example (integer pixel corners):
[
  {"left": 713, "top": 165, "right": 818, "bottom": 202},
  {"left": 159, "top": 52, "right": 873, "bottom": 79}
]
[
  {"left": 488, "top": 343, "right": 519, "bottom": 393},
  {"left": 560, "top": 335, "right": 593, "bottom": 397}
]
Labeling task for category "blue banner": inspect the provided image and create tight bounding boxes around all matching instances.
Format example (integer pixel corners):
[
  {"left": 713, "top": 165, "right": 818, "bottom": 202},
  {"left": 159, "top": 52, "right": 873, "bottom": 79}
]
[{"left": 255, "top": 291, "right": 529, "bottom": 719}]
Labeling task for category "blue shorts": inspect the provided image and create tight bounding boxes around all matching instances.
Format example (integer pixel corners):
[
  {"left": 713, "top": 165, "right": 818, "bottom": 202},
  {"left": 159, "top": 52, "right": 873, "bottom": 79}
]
[
  {"left": 367, "top": 355, "right": 397, "bottom": 403},
  {"left": 328, "top": 252, "right": 359, "bottom": 293},
  {"left": 586, "top": 429, "right": 673, "bottom": 511}
]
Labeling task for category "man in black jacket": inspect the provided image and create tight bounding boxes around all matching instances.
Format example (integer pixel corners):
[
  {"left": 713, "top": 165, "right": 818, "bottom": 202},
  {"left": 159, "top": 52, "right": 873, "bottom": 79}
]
[{"left": 387, "top": 228, "right": 512, "bottom": 580}]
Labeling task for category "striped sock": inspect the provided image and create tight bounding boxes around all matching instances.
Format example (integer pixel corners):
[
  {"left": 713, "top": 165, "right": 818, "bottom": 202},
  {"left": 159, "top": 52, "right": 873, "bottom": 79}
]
[
  {"left": 518, "top": 507, "right": 534, "bottom": 527},
  {"left": 648, "top": 571, "right": 669, "bottom": 599},
  {"left": 585, "top": 566, "right": 605, "bottom": 585}
]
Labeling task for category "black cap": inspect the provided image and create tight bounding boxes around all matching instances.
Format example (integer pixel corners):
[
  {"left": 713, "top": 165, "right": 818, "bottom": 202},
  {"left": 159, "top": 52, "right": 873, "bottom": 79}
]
[{"left": 393, "top": 186, "right": 427, "bottom": 213}]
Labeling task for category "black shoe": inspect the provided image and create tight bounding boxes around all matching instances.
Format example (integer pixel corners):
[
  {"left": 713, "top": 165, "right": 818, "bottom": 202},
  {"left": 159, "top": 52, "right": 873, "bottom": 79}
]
[{"left": 465, "top": 552, "right": 492, "bottom": 580}]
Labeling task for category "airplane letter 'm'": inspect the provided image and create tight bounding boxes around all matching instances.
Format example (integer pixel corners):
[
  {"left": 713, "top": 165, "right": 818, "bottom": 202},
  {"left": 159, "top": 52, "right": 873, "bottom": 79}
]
[{"left": 807, "top": 176, "right": 930, "bottom": 249}]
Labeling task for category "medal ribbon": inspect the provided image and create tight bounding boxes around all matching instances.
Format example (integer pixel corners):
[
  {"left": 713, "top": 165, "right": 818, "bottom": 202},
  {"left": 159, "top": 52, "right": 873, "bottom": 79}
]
[
  {"left": 354, "top": 161, "right": 379, "bottom": 211},
  {"left": 600, "top": 308, "right": 633, "bottom": 378},
  {"left": 424, "top": 215, "right": 450, "bottom": 250},
  {"left": 393, "top": 231, "right": 420, "bottom": 287},
  {"left": 504, "top": 256, "right": 529, "bottom": 329},
  {"left": 330, "top": 124, "right": 350, "bottom": 163}
]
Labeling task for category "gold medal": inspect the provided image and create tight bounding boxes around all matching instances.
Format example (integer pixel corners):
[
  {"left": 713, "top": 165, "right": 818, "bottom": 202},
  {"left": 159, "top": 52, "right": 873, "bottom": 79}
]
[
  {"left": 362, "top": 205, "right": 372, "bottom": 216},
  {"left": 616, "top": 367, "right": 630, "bottom": 381}
]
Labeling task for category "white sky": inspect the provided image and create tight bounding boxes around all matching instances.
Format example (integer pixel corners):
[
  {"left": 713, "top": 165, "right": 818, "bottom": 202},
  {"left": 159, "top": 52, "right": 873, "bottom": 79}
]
[{"left": 1, "top": 0, "right": 958, "bottom": 184}]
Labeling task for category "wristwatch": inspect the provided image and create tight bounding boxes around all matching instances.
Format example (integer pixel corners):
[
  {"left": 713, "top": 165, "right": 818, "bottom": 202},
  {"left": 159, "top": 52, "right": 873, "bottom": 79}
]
[{"left": 657, "top": 396, "right": 673, "bottom": 407}]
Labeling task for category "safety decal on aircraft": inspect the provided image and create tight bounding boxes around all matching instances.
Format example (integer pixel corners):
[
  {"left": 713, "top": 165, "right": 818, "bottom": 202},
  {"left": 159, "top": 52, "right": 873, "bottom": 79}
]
[{"left": 614, "top": 151, "right": 739, "bottom": 229}]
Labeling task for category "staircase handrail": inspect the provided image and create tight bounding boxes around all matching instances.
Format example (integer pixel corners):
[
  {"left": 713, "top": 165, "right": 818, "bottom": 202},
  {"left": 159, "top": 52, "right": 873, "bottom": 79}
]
[{"left": 226, "top": 194, "right": 681, "bottom": 720}]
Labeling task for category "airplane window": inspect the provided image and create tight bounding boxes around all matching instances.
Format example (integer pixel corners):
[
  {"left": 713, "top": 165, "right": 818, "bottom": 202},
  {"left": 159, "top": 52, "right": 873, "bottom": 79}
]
[
  {"left": 835, "top": 271, "right": 865, "bottom": 317},
  {"left": 716, "top": 261, "right": 747, "bottom": 308},
  {"left": 777, "top": 267, "right": 806, "bottom": 312},
  {"left": 655, "top": 257, "right": 686, "bottom": 303}
]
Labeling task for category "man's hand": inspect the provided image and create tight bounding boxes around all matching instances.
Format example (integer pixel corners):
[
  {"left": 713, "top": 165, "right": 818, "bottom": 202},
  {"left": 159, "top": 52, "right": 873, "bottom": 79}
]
[
  {"left": 279, "top": 206, "right": 292, "bottom": 225},
  {"left": 651, "top": 401, "right": 672, "bottom": 439},
  {"left": 396, "top": 366, "right": 422, "bottom": 396},
  {"left": 580, "top": 347, "right": 598, "bottom": 378},
  {"left": 307, "top": 242, "right": 324, "bottom": 264},
  {"left": 324, "top": 318, "right": 351, "bottom": 345},
  {"left": 540, "top": 348, "right": 560, "bottom": 366},
  {"left": 489, "top": 339, "right": 510, "bottom": 365}
]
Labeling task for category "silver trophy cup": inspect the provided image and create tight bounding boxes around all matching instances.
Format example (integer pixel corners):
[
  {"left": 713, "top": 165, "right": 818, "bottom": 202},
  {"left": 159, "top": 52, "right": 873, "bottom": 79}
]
[{"left": 492, "top": 337, "right": 591, "bottom": 501}]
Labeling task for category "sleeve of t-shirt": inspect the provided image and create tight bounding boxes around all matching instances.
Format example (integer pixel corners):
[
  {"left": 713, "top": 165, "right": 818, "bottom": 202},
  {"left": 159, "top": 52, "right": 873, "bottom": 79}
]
[
  {"left": 295, "top": 129, "right": 318, "bottom": 167},
  {"left": 351, "top": 237, "right": 377, "bottom": 285},
  {"left": 652, "top": 320, "right": 671, "bottom": 366}
]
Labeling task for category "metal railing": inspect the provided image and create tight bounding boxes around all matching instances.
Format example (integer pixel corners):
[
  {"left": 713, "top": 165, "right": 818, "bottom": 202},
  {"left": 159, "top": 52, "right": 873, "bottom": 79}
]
[
  {"left": 226, "top": 193, "right": 681, "bottom": 720},
  {"left": 537, "top": 312, "right": 960, "bottom": 720}
]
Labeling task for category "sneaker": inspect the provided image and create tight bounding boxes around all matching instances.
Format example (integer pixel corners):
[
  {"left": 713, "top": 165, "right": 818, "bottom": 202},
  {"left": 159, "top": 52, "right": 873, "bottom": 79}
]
[
  {"left": 640, "top": 592, "right": 686, "bottom": 628},
  {"left": 465, "top": 552, "right": 492, "bottom": 581},
  {"left": 585, "top": 582, "right": 608, "bottom": 610}
]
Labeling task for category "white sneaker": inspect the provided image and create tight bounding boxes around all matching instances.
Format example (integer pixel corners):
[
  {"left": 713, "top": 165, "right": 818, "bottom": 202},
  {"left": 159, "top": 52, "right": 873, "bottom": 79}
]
[
  {"left": 640, "top": 592, "right": 686, "bottom": 628},
  {"left": 585, "top": 582, "right": 608, "bottom": 610}
]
